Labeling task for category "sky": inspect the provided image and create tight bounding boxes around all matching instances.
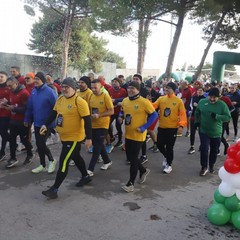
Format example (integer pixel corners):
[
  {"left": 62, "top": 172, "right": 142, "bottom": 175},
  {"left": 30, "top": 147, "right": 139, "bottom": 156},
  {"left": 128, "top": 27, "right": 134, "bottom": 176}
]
[{"left": 1, "top": 0, "right": 239, "bottom": 73}]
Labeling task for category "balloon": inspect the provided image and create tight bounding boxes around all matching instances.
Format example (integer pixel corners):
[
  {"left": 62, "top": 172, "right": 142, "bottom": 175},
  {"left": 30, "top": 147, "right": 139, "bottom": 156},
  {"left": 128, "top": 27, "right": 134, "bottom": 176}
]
[
  {"left": 231, "top": 210, "right": 240, "bottom": 229},
  {"left": 235, "top": 141, "right": 240, "bottom": 151},
  {"left": 236, "top": 190, "right": 240, "bottom": 200},
  {"left": 229, "top": 173, "right": 240, "bottom": 188},
  {"left": 208, "top": 202, "right": 231, "bottom": 225},
  {"left": 214, "top": 189, "right": 226, "bottom": 204},
  {"left": 219, "top": 181, "right": 236, "bottom": 197},
  {"left": 218, "top": 166, "right": 234, "bottom": 181},
  {"left": 225, "top": 195, "right": 240, "bottom": 211},
  {"left": 227, "top": 145, "right": 238, "bottom": 158},
  {"left": 224, "top": 157, "right": 240, "bottom": 174},
  {"left": 236, "top": 151, "right": 240, "bottom": 163}
]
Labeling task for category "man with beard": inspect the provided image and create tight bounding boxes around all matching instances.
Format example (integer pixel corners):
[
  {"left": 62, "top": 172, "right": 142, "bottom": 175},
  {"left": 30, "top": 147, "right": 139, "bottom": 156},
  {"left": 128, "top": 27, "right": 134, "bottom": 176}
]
[
  {"left": 76, "top": 76, "right": 92, "bottom": 104},
  {"left": 108, "top": 77, "right": 127, "bottom": 148},
  {"left": 41, "top": 77, "right": 92, "bottom": 199},
  {"left": 120, "top": 81, "right": 158, "bottom": 192},
  {"left": 87, "top": 79, "right": 114, "bottom": 176},
  {"left": 24, "top": 72, "right": 57, "bottom": 171},
  {"left": 153, "top": 82, "right": 187, "bottom": 174},
  {"left": 195, "top": 87, "right": 231, "bottom": 176}
]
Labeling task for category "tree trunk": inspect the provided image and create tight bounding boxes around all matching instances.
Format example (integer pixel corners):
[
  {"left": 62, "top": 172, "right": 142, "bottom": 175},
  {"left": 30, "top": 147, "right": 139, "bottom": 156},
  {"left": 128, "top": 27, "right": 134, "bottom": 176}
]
[
  {"left": 194, "top": 11, "right": 227, "bottom": 81},
  {"left": 61, "top": 1, "right": 76, "bottom": 80},
  {"left": 137, "top": 18, "right": 150, "bottom": 75},
  {"left": 165, "top": 11, "right": 185, "bottom": 79}
]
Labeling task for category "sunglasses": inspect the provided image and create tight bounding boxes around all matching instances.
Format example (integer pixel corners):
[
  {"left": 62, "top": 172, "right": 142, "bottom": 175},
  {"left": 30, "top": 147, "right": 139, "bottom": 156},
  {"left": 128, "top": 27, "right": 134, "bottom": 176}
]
[{"left": 25, "top": 77, "right": 30, "bottom": 80}]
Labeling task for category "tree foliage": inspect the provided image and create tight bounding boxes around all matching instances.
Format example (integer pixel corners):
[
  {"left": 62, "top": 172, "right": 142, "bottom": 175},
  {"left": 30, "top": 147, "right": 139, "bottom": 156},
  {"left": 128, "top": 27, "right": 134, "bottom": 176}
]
[
  {"left": 103, "top": 51, "right": 126, "bottom": 68},
  {"left": 28, "top": 6, "right": 127, "bottom": 73},
  {"left": 28, "top": 7, "right": 108, "bottom": 73}
]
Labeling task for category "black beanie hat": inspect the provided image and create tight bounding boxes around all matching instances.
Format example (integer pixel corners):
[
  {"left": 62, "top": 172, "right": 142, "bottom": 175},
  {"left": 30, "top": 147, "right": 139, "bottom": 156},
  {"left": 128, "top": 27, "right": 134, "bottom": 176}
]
[
  {"left": 133, "top": 74, "right": 142, "bottom": 81},
  {"left": 35, "top": 72, "right": 46, "bottom": 84},
  {"left": 208, "top": 87, "right": 220, "bottom": 97},
  {"left": 62, "top": 77, "right": 77, "bottom": 90},
  {"left": 128, "top": 81, "right": 140, "bottom": 91},
  {"left": 166, "top": 82, "right": 177, "bottom": 92},
  {"left": 145, "top": 79, "right": 152, "bottom": 88},
  {"left": 79, "top": 76, "right": 91, "bottom": 89}
]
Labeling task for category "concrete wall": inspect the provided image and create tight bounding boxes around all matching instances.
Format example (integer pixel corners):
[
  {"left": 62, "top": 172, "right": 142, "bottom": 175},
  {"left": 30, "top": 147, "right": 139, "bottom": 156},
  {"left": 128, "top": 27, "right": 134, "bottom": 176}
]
[{"left": 0, "top": 52, "right": 116, "bottom": 81}]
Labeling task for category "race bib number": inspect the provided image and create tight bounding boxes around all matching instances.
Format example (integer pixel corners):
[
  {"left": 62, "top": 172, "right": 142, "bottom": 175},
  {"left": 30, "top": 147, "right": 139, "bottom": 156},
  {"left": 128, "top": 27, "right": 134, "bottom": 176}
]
[
  {"left": 92, "top": 108, "right": 99, "bottom": 114},
  {"left": 164, "top": 108, "right": 171, "bottom": 117},
  {"left": 125, "top": 114, "right": 132, "bottom": 125},
  {"left": 57, "top": 114, "right": 63, "bottom": 127}
]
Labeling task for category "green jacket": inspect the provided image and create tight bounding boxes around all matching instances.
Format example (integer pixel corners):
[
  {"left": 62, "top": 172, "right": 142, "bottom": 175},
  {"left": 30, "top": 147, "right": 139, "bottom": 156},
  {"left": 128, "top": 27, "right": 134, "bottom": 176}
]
[{"left": 195, "top": 98, "right": 231, "bottom": 138}]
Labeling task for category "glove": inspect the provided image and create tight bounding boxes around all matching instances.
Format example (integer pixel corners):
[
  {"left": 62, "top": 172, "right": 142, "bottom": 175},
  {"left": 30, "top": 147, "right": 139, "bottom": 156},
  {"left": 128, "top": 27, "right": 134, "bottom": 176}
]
[{"left": 211, "top": 112, "right": 216, "bottom": 119}]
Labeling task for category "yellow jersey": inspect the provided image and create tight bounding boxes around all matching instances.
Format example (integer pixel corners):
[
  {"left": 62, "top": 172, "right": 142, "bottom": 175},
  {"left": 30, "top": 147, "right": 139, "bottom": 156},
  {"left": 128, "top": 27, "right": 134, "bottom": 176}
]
[
  {"left": 54, "top": 95, "right": 90, "bottom": 141},
  {"left": 122, "top": 96, "right": 155, "bottom": 142},
  {"left": 76, "top": 88, "right": 93, "bottom": 105},
  {"left": 153, "top": 94, "right": 187, "bottom": 128},
  {"left": 89, "top": 92, "right": 114, "bottom": 129}
]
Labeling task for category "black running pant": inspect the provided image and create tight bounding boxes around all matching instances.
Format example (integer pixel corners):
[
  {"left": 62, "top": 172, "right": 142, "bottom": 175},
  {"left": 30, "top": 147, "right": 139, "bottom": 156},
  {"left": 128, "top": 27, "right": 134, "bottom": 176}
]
[
  {"left": 125, "top": 138, "right": 146, "bottom": 185},
  {"left": 9, "top": 123, "right": 32, "bottom": 159},
  {"left": 157, "top": 128, "right": 178, "bottom": 166},
  {"left": 0, "top": 117, "right": 9, "bottom": 155},
  {"left": 34, "top": 126, "right": 54, "bottom": 167},
  {"left": 52, "top": 141, "right": 88, "bottom": 189},
  {"left": 231, "top": 110, "right": 239, "bottom": 137}
]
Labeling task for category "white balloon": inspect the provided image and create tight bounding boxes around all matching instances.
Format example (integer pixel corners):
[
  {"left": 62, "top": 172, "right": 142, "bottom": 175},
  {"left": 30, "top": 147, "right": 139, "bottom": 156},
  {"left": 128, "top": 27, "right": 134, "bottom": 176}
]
[
  {"left": 219, "top": 181, "right": 236, "bottom": 197},
  {"left": 229, "top": 172, "right": 240, "bottom": 188},
  {"left": 218, "top": 166, "right": 234, "bottom": 181},
  {"left": 236, "top": 190, "right": 240, "bottom": 200}
]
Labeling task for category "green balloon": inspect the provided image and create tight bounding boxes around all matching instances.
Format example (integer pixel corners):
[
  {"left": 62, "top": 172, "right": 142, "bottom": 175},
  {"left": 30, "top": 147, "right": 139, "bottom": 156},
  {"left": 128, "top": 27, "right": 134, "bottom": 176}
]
[
  {"left": 214, "top": 189, "right": 226, "bottom": 204},
  {"left": 231, "top": 210, "right": 240, "bottom": 229},
  {"left": 208, "top": 202, "right": 231, "bottom": 225},
  {"left": 225, "top": 195, "right": 240, "bottom": 212}
]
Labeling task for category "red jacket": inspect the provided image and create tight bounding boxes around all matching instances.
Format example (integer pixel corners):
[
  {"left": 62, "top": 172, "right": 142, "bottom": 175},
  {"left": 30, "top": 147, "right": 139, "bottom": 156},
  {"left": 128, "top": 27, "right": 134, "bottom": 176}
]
[
  {"left": 53, "top": 82, "right": 61, "bottom": 95},
  {"left": 26, "top": 82, "right": 35, "bottom": 94},
  {"left": 0, "top": 83, "right": 11, "bottom": 118},
  {"left": 9, "top": 84, "right": 29, "bottom": 123},
  {"left": 108, "top": 87, "right": 127, "bottom": 115},
  {"left": 220, "top": 96, "right": 235, "bottom": 112},
  {"left": 181, "top": 86, "right": 192, "bottom": 110}
]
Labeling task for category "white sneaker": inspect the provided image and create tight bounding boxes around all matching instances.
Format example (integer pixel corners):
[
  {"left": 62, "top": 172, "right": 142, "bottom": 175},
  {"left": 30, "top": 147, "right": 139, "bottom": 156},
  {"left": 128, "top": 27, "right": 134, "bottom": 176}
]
[
  {"left": 87, "top": 170, "right": 94, "bottom": 176},
  {"left": 122, "top": 184, "right": 134, "bottom": 193},
  {"left": 46, "top": 136, "right": 54, "bottom": 146},
  {"left": 17, "top": 143, "right": 25, "bottom": 152},
  {"left": 162, "top": 158, "right": 167, "bottom": 169},
  {"left": 163, "top": 164, "right": 172, "bottom": 174},
  {"left": 53, "top": 133, "right": 60, "bottom": 143},
  {"left": 48, "top": 160, "right": 56, "bottom": 173},
  {"left": 32, "top": 165, "right": 47, "bottom": 173},
  {"left": 69, "top": 160, "right": 75, "bottom": 166},
  {"left": 100, "top": 161, "right": 112, "bottom": 170},
  {"left": 97, "top": 155, "right": 103, "bottom": 163}
]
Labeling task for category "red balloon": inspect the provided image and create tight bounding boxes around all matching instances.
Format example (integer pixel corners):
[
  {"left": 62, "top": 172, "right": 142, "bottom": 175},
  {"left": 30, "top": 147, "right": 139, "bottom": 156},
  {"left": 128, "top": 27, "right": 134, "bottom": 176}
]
[
  {"left": 235, "top": 151, "right": 240, "bottom": 163},
  {"left": 224, "top": 157, "right": 240, "bottom": 174},
  {"left": 227, "top": 145, "right": 238, "bottom": 158},
  {"left": 235, "top": 141, "right": 240, "bottom": 151}
]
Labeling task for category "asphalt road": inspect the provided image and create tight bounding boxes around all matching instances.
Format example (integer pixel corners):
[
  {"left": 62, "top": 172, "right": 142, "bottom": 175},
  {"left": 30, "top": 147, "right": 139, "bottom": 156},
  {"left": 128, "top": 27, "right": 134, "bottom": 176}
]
[{"left": 0, "top": 130, "right": 240, "bottom": 240}]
